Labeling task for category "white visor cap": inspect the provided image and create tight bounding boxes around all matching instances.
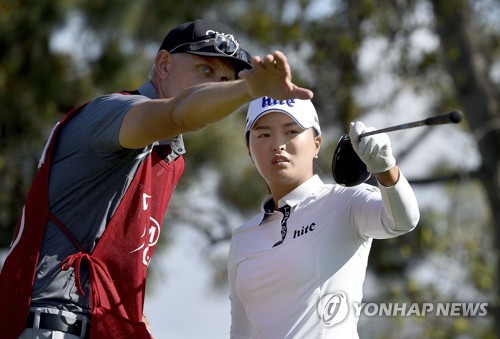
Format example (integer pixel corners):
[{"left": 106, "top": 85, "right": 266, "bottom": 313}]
[{"left": 245, "top": 97, "right": 321, "bottom": 136}]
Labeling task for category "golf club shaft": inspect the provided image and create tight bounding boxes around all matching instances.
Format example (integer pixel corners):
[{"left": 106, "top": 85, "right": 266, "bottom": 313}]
[{"left": 359, "top": 111, "right": 463, "bottom": 140}]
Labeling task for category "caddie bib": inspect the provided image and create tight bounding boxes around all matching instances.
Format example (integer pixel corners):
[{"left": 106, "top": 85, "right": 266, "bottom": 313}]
[{"left": 0, "top": 97, "right": 184, "bottom": 338}]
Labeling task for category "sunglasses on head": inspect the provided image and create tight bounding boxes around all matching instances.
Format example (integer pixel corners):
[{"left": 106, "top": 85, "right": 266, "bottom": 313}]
[{"left": 169, "top": 33, "right": 252, "bottom": 65}]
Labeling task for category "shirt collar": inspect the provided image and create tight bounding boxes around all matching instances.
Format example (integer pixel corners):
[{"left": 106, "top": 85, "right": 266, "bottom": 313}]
[
  {"left": 137, "top": 81, "right": 158, "bottom": 99},
  {"left": 281, "top": 175, "right": 323, "bottom": 208},
  {"left": 259, "top": 175, "right": 324, "bottom": 225}
]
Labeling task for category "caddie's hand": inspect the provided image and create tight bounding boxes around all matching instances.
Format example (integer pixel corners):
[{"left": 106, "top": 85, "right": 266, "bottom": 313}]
[
  {"left": 349, "top": 121, "right": 396, "bottom": 173},
  {"left": 238, "top": 50, "right": 313, "bottom": 100}
]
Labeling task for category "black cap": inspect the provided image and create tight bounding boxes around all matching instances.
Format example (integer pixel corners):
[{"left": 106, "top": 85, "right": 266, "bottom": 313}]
[{"left": 159, "top": 19, "right": 252, "bottom": 73}]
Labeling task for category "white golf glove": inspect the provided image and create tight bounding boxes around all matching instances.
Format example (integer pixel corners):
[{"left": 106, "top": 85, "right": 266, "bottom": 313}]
[{"left": 349, "top": 121, "right": 396, "bottom": 173}]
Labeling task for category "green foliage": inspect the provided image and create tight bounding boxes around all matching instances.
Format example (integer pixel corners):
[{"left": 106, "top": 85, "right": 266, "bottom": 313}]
[
  {"left": 1, "top": 0, "right": 499, "bottom": 336},
  {"left": 0, "top": 0, "right": 73, "bottom": 245},
  {"left": 0, "top": 1, "right": 223, "bottom": 245}
]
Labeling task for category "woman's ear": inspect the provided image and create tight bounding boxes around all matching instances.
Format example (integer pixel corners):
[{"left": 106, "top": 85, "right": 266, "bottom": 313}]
[
  {"left": 155, "top": 50, "right": 170, "bottom": 80},
  {"left": 315, "top": 135, "right": 322, "bottom": 155},
  {"left": 248, "top": 150, "right": 254, "bottom": 164},
  {"left": 246, "top": 132, "right": 254, "bottom": 163}
]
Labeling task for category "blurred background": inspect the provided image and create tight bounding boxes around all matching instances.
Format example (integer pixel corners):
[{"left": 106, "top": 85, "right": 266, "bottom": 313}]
[{"left": 1, "top": 0, "right": 499, "bottom": 338}]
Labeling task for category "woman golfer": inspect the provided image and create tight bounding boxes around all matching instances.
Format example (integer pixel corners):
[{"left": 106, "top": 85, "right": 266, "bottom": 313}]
[{"left": 228, "top": 97, "right": 420, "bottom": 338}]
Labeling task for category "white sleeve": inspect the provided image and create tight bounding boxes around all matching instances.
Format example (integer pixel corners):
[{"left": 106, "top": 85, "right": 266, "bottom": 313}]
[
  {"left": 352, "top": 171, "right": 420, "bottom": 239},
  {"left": 228, "top": 248, "right": 253, "bottom": 339}
]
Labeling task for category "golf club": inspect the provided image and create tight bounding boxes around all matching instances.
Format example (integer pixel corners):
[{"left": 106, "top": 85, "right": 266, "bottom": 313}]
[{"left": 332, "top": 111, "right": 463, "bottom": 186}]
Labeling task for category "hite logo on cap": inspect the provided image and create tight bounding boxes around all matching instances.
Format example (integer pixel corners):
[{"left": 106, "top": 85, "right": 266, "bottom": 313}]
[
  {"left": 246, "top": 96, "right": 321, "bottom": 135},
  {"left": 261, "top": 96, "right": 296, "bottom": 109},
  {"left": 245, "top": 97, "right": 296, "bottom": 131}
]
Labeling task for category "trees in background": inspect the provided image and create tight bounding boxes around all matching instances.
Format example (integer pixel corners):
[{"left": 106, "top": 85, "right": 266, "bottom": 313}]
[{"left": 1, "top": 0, "right": 498, "bottom": 336}]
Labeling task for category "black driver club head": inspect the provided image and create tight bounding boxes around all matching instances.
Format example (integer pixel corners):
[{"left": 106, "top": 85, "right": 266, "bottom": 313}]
[{"left": 332, "top": 134, "right": 371, "bottom": 187}]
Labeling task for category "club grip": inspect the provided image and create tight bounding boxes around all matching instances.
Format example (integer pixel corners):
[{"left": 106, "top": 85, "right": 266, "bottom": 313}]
[{"left": 424, "top": 111, "right": 463, "bottom": 126}]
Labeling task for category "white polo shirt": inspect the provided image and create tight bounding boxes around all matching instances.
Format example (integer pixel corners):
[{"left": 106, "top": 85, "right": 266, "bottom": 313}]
[{"left": 228, "top": 174, "right": 419, "bottom": 339}]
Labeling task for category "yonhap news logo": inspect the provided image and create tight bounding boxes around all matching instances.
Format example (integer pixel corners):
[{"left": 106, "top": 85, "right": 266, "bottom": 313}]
[
  {"left": 317, "top": 292, "right": 488, "bottom": 326},
  {"left": 317, "top": 292, "right": 349, "bottom": 326}
]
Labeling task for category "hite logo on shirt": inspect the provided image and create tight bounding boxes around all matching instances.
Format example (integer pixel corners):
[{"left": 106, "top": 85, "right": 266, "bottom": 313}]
[
  {"left": 129, "top": 193, "right": 161, "bottom": 266},
  {"left": 293, "top": 223, "right": 316, "bottom": 239}
]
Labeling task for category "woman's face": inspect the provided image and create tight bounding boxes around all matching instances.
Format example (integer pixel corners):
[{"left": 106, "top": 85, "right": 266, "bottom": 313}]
[{"left": 248, "top": 112, "right": 321, "bottom": 194}]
